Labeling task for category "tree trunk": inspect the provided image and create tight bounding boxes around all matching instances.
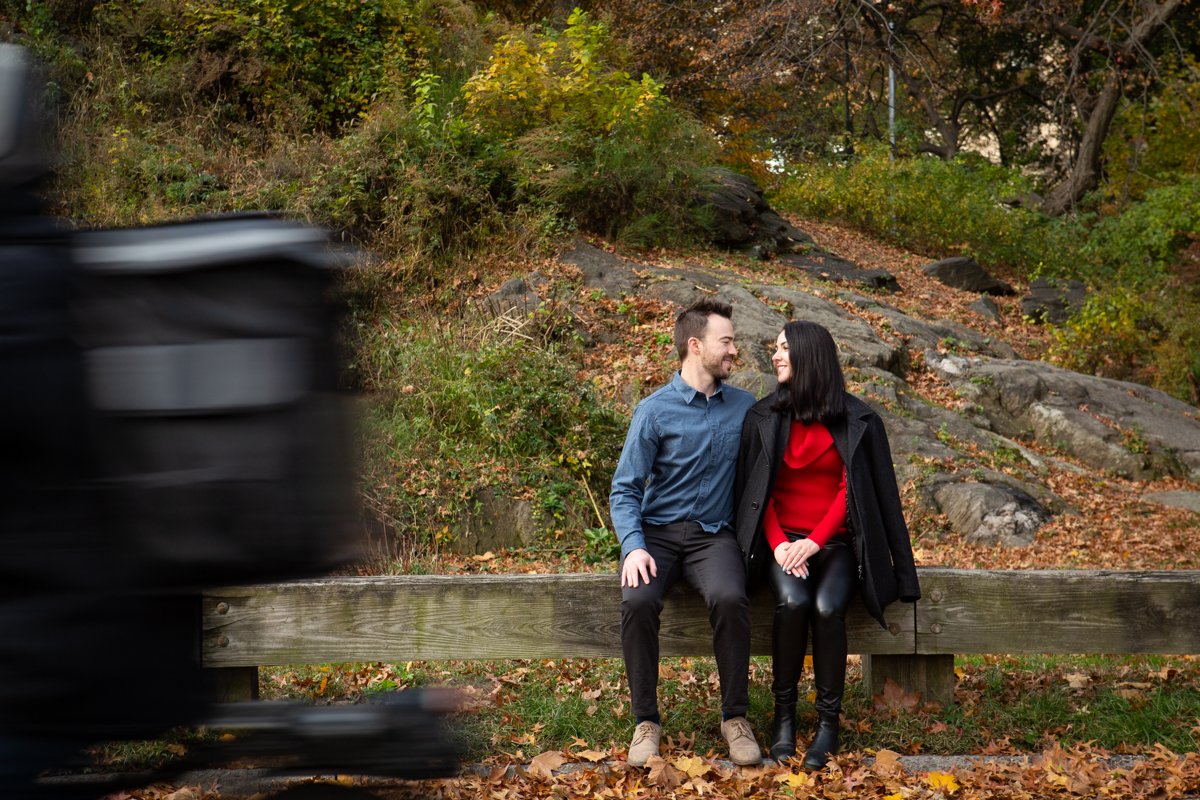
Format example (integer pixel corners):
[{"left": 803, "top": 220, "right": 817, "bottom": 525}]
[
  {"left": 1041, "top": 71, "right": 1122, "bottom": 216},
  {"left": 1040, "top": 0, "right": 1187, "bottom": 216},
  {"left": 901, "top": 66, "right": 960, "bottom": 160}
]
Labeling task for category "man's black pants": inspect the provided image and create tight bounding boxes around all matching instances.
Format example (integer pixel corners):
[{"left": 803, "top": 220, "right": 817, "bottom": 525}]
[{"left": 620, "top": 522, "right": 750, "bottom": 720}]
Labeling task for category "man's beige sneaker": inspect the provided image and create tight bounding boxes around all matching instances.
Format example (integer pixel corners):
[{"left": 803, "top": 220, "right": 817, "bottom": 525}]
[
  {"left": 721, "top": 716, "right": 763, "bottom": 766},
  {"left": 627, "top": 721, "right": 662, "bottom": 766}
]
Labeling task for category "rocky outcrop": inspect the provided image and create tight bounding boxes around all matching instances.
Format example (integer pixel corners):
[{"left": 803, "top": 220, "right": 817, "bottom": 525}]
[
  {"left": 700, "top": 170, "right": 901, "bottom": 291},
  {"left": 922, "top": 256, "right": 1015, "bottom": 296},
  {"left": 925, "top": 352, "right": 1200, "bottom": 480},
  {"left": 1020, "top": 277, "right": 1089, "bottom": 324},
  {"left": 1141, "top": 490, "right": 1200, "bottom": 513},
  {"left": 779, "top": 251, "right": 901, "bottom": 292},
  {"left": 928, "top": 480, "right": 1049, "bottom": 547},
  {"left": 470, "top": 236, "right": 1200, "bottom": 549},
  {"left": 703, "top": 168, "right": 814, "bottom": 256}
]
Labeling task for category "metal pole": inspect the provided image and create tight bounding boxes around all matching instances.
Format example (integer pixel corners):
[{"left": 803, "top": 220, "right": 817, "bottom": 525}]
[{"left": 888, "top": 20, "right": 895, "bottom": 161}]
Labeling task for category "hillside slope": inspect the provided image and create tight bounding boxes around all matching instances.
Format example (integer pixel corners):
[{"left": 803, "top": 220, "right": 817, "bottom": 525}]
[{"left": 453, "top": 219, "right": 1200, "bottom": 573}]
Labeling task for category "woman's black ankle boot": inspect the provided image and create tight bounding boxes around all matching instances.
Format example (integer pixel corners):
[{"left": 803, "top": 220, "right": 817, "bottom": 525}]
[
  {"left": 768, "top": 703, "right": 797, "bottom": 760},
  {"left": 801, "top": 714, "right": 839, "bottom": 770}
]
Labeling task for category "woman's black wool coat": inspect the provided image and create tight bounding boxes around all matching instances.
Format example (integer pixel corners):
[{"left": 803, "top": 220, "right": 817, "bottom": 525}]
[{"left": 734, "top": 392, "right": 921, "bottom": 628}]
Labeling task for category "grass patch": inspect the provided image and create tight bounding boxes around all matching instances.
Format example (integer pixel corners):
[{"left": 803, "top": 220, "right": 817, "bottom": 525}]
[{"left": 257, "top": 654, "right": 1200, "bottom": 762}]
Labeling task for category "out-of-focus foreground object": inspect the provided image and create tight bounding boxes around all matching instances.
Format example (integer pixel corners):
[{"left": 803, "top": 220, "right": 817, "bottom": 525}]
[
  {"left": 1, "top": 43, "right": 456, "bottom": 798},
  {"left": 75, "top": 213, "right": 361, "bottom": 589}
]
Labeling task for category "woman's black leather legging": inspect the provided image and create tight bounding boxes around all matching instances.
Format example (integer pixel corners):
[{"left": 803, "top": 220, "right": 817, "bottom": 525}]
[{"left": 768, "top": 539, "right": 857, "bottom": 716}]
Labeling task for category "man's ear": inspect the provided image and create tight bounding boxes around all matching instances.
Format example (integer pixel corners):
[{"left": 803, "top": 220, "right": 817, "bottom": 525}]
[{"left": 687, "top": 336, "right": 702, "bottom": 356}]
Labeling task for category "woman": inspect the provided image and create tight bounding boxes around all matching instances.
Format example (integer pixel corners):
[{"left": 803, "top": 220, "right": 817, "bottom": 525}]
[{"left": 735, "top": 321, "right": 920, "bottom": 768}]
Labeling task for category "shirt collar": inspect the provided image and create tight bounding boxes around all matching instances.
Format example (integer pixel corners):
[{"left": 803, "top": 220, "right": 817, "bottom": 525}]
[{"left": 671, "top": 371, "right": 725, "bottom": 404}]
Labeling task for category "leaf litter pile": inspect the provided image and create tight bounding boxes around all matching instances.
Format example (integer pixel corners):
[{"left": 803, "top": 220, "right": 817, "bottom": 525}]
[{"left": 126, "top": 742, "right": 1200, "bottom": 799}]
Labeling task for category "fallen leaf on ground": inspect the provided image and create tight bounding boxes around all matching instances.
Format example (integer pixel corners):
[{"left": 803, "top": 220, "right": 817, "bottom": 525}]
[
  {"left": 527, "top": 749, "right": 567, "bottom": 779},
  {"left": 874, "top": 677, "right": 922, "bottom": 715},
  {"left": 872, "top": 749, "right": 902, "bottom": 776},
  {"left": 673, "top": 755, "right": 708, "bottom": 778},
  {"left": 646, "top": 755, "right": 683, "bottom": 788},
  {"left": 925, "top": 770, "right": 960, "bottom": 794}
]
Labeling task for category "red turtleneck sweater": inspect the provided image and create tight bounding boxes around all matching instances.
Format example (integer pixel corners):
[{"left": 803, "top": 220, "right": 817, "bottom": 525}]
[{"left": 764, "top": 419, "right": 847, "bottom": 551}]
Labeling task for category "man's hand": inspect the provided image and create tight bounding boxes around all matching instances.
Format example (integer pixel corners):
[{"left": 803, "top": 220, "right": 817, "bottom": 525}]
[
  {"left": 774, "top": 538, "right": 820, "bottom": 579},
  {"left": 621, "top": 548, "right": 657, "bottom": 588}
]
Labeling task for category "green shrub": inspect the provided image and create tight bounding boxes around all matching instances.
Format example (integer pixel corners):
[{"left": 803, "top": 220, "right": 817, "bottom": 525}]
[
  {"left": 292, "top": 101, "right": 544, "bottom": 276},
  {"left": 1080, "top": 176, "right": 1200, "bottom": 287},
  {"left": 513, "top": 109, "right": 719, "bottom": 248},
  {"left": 1103, "top": 53, "right": 1200, "bottom": 207},
  {"left": 775, "top": 145, "right": 1200, "bottom": 403},
  {"left": 461, "top": 8, "right": 720, "bottom": 247},
  {"left": 354, "top": 309, "right": 626, "bottom": 547},
  {"left": 1047, "top": 283, "right": 1200, "bottom": 404},
  {"left": 86, "top": 0, "right": 440, "bottom": 130},
  {"left": 1047, "top": 176, "right": 1200, "bottom": 400},
  {"left": 462, "top": 8, "right": 666, "bottom": 139},
  {"left": 773, "top": 142, "right": 1079, "bottom": 275},
  {"left": 1047, "top": 291, "right": 1158, "bottom": 380}
]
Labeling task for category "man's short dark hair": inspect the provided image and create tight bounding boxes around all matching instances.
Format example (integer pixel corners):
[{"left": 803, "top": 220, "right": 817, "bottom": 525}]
[{"left": 674, "top": 298, "right": 733, "bottom": 361}]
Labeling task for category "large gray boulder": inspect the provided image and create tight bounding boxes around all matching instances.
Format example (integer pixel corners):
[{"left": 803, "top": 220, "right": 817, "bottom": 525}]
[
  {"left": 1141, "top": 491, "right": 1200, "bottom": 513},
  {"left": 703, "top": 168, "right": 813, "bottom": 254},
  {"left": 921, "top": 256, "right": 1014, "bottom": 296},
  {"left": 929, "top": 480, "right": 1049, "bottom": 546},
  {"left": 779, "top": 250, "right": 900, "bottom": 292},
  {"left": 926, "top": 352, "right": 1200, "bottom": 480},
  {"left": 1020, "top": 277, "right": 1088, "bottom": 324},
  {"left": 752, "top": 285, "right": 905, "bottom": 374},
  {"left": 561, "top": 241, "right": 639, "bottom": 298}
]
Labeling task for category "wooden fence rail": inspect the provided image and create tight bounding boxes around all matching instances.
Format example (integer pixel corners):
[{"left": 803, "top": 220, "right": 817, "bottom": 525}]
[{"left": 202, "top": 569, "right": 1200, "bottom": 704}]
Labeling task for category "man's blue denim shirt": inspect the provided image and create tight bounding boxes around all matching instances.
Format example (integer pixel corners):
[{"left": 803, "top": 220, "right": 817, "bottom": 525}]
[{"left": 609, "top": 372, "right": 756, "bottom": 559}]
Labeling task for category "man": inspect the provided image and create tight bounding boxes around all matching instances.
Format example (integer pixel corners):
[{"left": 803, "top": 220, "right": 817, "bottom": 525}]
[{"left": 609, "top": 297, "right": 761, "bottom": 767}]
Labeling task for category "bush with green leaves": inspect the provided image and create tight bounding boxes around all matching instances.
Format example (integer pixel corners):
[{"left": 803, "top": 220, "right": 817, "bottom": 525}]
[
  {"left": 1102, "top": 53, "right": 1200, "bottom": 208},
  {"left": 293, "top": 100, "right": 548, "bottom": 279},
  {"left": 84, "top": 0, "right": 443, "bottom": 130},
  {"left": 1078, "top": 176, "right": 1200, "bottom": 287},
  {"left": 512, "top": 107, "right": 719, "bottom": 248},
  {"left": 1047, "top": 176, "right": 1200, "bottom": 400},
  {"left": 354, "top": 307, "right": 626, "bottom": 551},
  {"left": 773, "top": 142, "right": 1079, "bottom": 275},
  {"left": 462, "top": 8, "right": 666, "bottom": 139},
  {"left": 462, "top": 8, "right": 720, "bottom": 247},
  {"left": 775, "top": 145, "right": 1200, "bottom": 402}
]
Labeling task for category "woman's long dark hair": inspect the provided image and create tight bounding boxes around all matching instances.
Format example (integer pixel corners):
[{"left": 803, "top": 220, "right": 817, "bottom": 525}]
[{"left": 771, "top": 321, "right": 847, "bottom": 425}]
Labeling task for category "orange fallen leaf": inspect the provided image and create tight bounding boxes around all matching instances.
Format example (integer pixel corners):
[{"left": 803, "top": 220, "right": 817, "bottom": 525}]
[
  {"left": 527, "top": 749, "right": 567, "bottom": 780},
  {"left": 873, "top": 677, "right": 922, "bottom": 715},
  {"left": 645, "top": 755, "right": 682, "bottom": 788},
  {"left": 872, "top": 748, "right": 902, "bottom": 775}
]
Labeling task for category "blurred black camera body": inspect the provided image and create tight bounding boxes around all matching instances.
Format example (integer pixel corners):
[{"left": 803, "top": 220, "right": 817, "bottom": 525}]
[
  {"left": 75, "top": 213, "right": 359, "bottom": 590},
  {"left": 0, "top": 44, "right": 457, "bottom": 798}
]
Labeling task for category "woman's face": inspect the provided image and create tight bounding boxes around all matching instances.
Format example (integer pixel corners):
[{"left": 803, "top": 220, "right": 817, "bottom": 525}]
[{"left": 772, "top": 330, "right": 792, "bottom": 384}]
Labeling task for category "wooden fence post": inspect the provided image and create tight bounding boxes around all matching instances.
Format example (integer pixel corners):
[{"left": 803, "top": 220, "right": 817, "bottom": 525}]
[{"left": 861, "top": 654, "right": 955, "bottom": 707}]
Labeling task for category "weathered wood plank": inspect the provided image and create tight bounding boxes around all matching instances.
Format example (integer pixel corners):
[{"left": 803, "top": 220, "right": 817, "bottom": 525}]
[
  {"left": 202, "top": 574, "right": 914, "bottom": 667},
  {"left": 914, "top": 569, "right": 1200, "bottom": 654},
  {"left": 203, "top": 570, "right": 1200, "bottom": 669}
]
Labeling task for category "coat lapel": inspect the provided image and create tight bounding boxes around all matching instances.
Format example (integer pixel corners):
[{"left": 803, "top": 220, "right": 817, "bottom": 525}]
[
  {"left": 755, "top": 407, "right": 790, "bottom": 486},
  {"left": 842, "top": 398, "right": 870, "bottom": 463}
]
